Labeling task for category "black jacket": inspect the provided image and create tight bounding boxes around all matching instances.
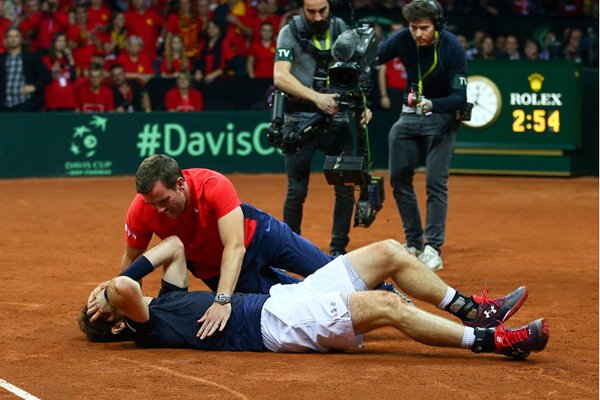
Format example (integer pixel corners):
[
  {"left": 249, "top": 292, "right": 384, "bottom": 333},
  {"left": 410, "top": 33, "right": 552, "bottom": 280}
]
[{"left": 0, "top": 50, "right": 51, "bottom": 110}]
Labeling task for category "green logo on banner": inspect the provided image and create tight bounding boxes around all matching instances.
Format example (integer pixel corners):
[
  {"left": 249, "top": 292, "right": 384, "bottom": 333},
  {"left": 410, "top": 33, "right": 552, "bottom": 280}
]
[{"left": 65, "top": 115, "right": 113, "bottom": 176}]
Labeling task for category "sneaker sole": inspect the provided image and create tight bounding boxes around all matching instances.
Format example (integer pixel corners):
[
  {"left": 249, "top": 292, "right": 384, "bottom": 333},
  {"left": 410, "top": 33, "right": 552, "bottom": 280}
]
[{"left": 500, "top": 286, "right": 529, "bottom": 325}]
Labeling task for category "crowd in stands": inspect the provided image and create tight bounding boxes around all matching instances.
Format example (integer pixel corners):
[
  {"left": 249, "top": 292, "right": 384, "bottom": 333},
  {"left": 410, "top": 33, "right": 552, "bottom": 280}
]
[{"left": 0, "top": 0, "right": 597, "bottom": 112}]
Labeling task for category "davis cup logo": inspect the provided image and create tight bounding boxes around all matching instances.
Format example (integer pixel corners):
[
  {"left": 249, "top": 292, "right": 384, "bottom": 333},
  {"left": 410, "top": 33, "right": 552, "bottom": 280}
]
[
  {"left": 69, "top": 115, "right": 108, "bottom": 158},
  {"left": 65, "top": 115, "right": 113, "bottom": 176}
]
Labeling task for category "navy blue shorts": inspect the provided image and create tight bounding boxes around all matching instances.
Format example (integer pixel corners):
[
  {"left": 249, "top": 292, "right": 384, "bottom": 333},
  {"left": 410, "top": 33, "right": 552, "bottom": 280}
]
[{"left": 199, "top": 203, "right": 333, "bottom": 294}]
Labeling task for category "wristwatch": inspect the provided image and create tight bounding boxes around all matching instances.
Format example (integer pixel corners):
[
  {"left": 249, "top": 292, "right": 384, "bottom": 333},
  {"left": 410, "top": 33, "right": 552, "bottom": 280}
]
[{"left": 214, "top": 293, "right": 231, "bottom": 305}]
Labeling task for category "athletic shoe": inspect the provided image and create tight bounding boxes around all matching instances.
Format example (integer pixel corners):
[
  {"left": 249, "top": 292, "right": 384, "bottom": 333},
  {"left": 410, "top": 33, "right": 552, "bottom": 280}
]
[
  {"left": 494, "top": 318, "right": 550, "bottom": 359},
  {"left": 418, "top": 245, "right": 443, "bottom": 271},
  {"left": 402, "top": 243, "right": 421, "bottom": 257},
  {"left": 464, "top": 286, "right": 529, "bottom": 328}
]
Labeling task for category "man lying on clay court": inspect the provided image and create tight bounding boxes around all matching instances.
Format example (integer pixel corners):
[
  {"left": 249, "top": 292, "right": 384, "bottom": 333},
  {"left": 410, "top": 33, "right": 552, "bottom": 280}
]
[{"left": 81, "top": 236, "right": 549, "bottom": 358}]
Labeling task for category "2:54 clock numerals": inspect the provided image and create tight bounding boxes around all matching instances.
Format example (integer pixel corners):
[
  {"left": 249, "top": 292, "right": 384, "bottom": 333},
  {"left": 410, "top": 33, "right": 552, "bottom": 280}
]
[{"left": 512, "top": 109, "right": 560, "bottom": 133}]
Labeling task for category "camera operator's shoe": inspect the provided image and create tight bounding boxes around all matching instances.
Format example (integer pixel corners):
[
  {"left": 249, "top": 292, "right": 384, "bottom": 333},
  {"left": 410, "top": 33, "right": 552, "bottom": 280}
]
[
  {"left": 418, "top": 245, "right": 443, "bottom": 271},
  {"left": 494, "top": 319, "right": 549, "bottom": 359},
  {"left": 463, "top": 286, "right": 528, "bottom": 328},
  {"left": 401, "top": 243, "right": 421, "bottom": 257}
]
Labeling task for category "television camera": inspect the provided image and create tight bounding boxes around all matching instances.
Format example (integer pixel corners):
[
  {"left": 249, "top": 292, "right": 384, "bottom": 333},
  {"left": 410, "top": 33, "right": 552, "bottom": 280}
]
[{"left": 266, "top": 20, "right": 384, "bottom": 228}]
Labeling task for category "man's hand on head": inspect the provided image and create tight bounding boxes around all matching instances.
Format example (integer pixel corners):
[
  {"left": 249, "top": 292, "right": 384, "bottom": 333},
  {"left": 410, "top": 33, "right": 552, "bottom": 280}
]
[
  {"left": 86, "top": 280, "right": 114, "bottom": 323},
  {"left": 196, "top": 302, "right": 232, "bottom": 340}
]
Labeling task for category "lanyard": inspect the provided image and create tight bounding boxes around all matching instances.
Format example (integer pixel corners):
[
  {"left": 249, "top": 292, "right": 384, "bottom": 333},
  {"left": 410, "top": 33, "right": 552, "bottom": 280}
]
[
  {"left": 312, "top": 30, "right": 331, "bottom": 50},
  {"left": 312, "top": 30, "right": 331, "bottom": 88},
  {"left": 416, "top": 31, "right": 439, "bottom": 93}
]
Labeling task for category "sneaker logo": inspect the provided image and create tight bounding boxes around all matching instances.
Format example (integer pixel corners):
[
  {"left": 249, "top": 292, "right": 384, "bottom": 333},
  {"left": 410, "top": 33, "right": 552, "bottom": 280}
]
[
  {"left": 265, "top": 220, "right": 271, "bottom": 232},
  {"left": 484, "top": 305, "right": 497, "bottom": 318}
]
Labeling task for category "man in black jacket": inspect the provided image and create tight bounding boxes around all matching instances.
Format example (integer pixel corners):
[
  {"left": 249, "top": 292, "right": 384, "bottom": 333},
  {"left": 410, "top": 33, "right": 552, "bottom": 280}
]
[
  {"left": 377, "top": 0, "right": 468, "bottom": 272},
  {"left": 0, "top": 27, "right": 50, "bottom": 112}
]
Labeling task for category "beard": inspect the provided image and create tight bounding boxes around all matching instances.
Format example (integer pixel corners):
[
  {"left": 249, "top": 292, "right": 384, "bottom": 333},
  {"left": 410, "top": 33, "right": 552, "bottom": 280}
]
[{"left": 308, "top": 18, "right": 330, "bottom": 36}]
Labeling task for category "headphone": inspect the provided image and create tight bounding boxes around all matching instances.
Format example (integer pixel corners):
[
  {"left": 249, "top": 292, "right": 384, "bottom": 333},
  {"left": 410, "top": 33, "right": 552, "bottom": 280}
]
[
  {"left": 427, "top": 0, "right": 446, "bottom": 32},
  {"left": 425, "top": 0, "right": 446, "bottom": 31}
]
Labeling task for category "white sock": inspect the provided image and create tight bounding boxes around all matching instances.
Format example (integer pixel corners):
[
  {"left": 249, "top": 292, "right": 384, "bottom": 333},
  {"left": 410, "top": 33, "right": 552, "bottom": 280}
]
[
  {"left": 461, "top": 327, "right": 476, "bottom": 349},
  {"left": 437, "top": 286, "right": 456, "bottom": 310}
]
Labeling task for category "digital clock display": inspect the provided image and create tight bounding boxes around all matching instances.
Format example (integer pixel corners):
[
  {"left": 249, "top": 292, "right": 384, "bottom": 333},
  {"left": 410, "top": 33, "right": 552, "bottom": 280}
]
[{"left": 512, "top": 109, "right": 560, "bottom": 133}]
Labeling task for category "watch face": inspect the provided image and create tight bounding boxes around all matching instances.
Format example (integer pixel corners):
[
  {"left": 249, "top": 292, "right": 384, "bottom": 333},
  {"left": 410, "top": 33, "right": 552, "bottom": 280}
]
[
  {"left": 463, "top": 76, "right": 502, "bottom": 129},
  {"left": 215, "top": 294, "right": 230, "bottom": 304}
]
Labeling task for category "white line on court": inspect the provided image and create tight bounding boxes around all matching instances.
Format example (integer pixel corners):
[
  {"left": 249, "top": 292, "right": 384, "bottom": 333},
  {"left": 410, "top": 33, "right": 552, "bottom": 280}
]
[
  {"left": 115, "top": 357, "right": 249, "bottom": 399},
  {"left": 0, "top": 379, "right": 41, "bottom": 400}
]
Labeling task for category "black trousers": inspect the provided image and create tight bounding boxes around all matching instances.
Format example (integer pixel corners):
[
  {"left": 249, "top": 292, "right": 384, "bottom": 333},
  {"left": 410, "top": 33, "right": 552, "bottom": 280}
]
[{"left": 282, "top": 115, "right": 354, "bottom": 254}]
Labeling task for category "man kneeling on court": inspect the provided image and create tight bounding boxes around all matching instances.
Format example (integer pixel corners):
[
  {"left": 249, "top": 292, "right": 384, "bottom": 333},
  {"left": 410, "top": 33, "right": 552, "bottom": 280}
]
[{"left": 80, "top": 237, "right": 549, "bottom": 358}]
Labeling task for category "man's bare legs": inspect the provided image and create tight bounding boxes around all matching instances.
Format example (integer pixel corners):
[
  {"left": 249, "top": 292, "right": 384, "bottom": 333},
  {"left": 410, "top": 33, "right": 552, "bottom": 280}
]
[
  {"left": 345, "top": 239, "right": 448, "bottom": 304},
  {"left": 349, "top": 290, "right": 465, "bottom": 348}
]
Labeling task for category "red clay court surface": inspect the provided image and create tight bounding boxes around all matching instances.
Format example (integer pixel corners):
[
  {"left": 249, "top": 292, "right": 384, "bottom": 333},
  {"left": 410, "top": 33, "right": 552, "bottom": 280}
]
[{"left": 0, "top": 172, "right": 597, "bottom": 399}]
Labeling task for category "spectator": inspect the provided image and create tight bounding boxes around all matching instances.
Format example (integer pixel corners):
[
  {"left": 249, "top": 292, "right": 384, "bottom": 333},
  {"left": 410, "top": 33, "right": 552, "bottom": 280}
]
[
  {"left": 503, "top": 34, "right": 522, "bottom": 60},
  {"left": 456, "top": 34, "right": 470, "bottom": 53},
  {"left": 475, "top": 35, "right": 499, "bottom": 59},
  {"left": 246, "top": 21, "right": 276, "bottom": 78},
  {"left": 0, "top": 27, "right": 50, "bottom": 111},
  {"left": 0, "top": 0, "right": 11, "bottom": 54},
  {"left": 18, "top": 0, "right": 69, "bottom": 52},
  {"left": 495, "top": 35, "right": 506, "bottom": 54},
  {"left": 165, "top": 0, "right": 201, "bottom": 59},
  {"left": 378, "top": 20, "right": 407, "bottom": 110},
  {"left": 75, "top": 64, "right": 114, "bottom": 112},
  {"left": 562, "top": 27, "right": 584, "bottom": 62},
  {"left": 196, "top": 0, "right": 213, "bottom": 40},
  {"left": 88, "top": 0, "right": 111, "bottom": 31},
  {"left": 523, "top": 37, "right": 541, "bottom": 60},
  {"left": 249, "top": 0, "right": 282, "bottom": 38},
  {"left": 539, "top": 31, "right": 562, "bottom": 60},
  {"left": 109, "top": 63, "right": 150, "bottom": 112},
  {"left": 164, "top": 71, "right": 203, "bottom": 111},
  {"left": 267, "top": 0, "right": 294, "bottom": 28},
  {"left": 465, "top": 30, "right": 485, "bottom": 59},
  {"left": 160, "top": 34, "right": 191, "bottom": 77},
  {"left": 67, "top": 4, "right": 102, "bottom": 75},
  {"left": 116, "top": 35, "right": 155, "bottom": 83},
  {"left": 124, "top": 0, "right": 165, "bottom": 62},
  {"left": 214, "top": 0, "right": 253, "bottom": 76},
  {"left": 5, "top": 0, "right": 26, "bottom": 22},
  {"left": 193, "top": 20, "right": 228, "bottom": 84},
  {"left": 100, "top": 11, "right": 127, "bottom": 65},
  {"left": 42, "top": 32, "right": 77, "bottom": 111}
]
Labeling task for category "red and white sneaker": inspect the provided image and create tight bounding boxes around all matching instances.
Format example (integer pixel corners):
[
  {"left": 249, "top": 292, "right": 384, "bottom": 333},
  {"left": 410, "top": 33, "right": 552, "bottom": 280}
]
[
  {"left": 464, "top": 286, "right": 529, "bottom": 328},
  {"left": 494, "top": 318, "right": 550, "bottom": 359}
]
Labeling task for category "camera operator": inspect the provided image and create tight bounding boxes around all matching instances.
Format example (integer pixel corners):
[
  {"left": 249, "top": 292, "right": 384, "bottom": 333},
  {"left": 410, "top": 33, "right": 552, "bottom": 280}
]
[
  {"left": 273, "top": 0, "right": 371, "bottom": 257},
  {"left": 377, "top": 0, "right": 467, "bottom": 272}
]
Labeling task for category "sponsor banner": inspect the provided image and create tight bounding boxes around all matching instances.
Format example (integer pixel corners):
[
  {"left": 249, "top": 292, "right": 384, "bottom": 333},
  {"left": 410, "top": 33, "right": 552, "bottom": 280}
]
[
  {"left": 0, "top": 111, "right": 394, "bottom": 179},
  {"left": 458, "top": 59, "right": 581, "bottom": 150}
]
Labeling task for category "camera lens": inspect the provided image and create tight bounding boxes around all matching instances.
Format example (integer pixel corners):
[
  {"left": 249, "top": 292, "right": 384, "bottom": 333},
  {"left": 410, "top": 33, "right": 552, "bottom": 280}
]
[{"left": 330, "top": 66, "right": 358, "bottom": 89}]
